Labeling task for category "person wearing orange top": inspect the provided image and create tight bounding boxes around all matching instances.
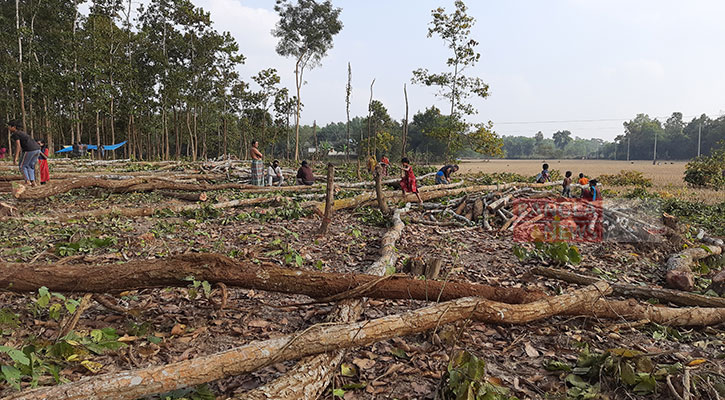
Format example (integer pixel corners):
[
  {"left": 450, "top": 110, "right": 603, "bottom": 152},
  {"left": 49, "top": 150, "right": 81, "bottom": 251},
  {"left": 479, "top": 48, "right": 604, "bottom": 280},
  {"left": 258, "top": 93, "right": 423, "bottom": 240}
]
[{"left": 578, "top": 173, "right": 589, "bottom": 186}]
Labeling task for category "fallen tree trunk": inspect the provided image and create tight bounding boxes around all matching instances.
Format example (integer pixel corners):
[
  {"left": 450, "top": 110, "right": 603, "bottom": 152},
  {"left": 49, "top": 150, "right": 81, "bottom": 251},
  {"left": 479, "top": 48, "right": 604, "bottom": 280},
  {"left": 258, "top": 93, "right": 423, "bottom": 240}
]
[
  {"left": 156, "top": 191, "right": 208, "bottom": 202},
  {"left": 6, "top": 283, "right": 609, "bottom": 400},
  {"left": 54, "top": 196, "right": 279, "bottom": 222},
  {"left": 532, "top": 266, "right": 725, "bottom": 308},
  {"left": 312, "top": 181, "right": 563, "bottom": 214},
  {"left": 569, "top": 298, "right": 725, "bottom": 326},
  {"left": 13, "top": 178, "right": 327, "bottom": 200},
  {"left": 665, "top": 245, "right": 723, "bottom": 291},
  {"left": 336, "top": 172, "right": 436, "bottom": 188},
  {"left": 0, "top": 251, "right": 545, "bottom": 305}
]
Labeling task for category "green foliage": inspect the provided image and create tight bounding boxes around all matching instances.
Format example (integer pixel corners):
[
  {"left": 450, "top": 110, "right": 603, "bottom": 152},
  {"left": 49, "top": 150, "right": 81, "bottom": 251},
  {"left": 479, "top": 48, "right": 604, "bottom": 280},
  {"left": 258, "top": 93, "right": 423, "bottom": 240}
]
[
  {"left": 513, "top": 241, "right": 581, "bottom": 266},
  {"left": 597, "top": 170, "right": 653, "bottom": 187},
  {"left": 545, "top": 344, "right": 686, "bottom": 398},
  {"left": 31, "top": 287, "right": 81, "bottom": 321},
  {"left": 661, "top": 199, "right": 725, "bottom": 236},
  {"left": 442, "top": 350, "right": 518, "bottom": 400},
  {"left": 55, "top": 236, "right": 117, "bottom": 257},
  {"left": 470, "top": 172, "right": 529, "bottom": 185},
  {"left": 684, "top": 140, "right": 725, "bottom": 189},
  {"left": 184, "top": 276, "right": 213, "bottom": 300},
  {"left": 354, "top": 206, "right": 387, "bottom": 227},
  {"left": 265, "top": 228, "right": 304, "bottom": 268}
]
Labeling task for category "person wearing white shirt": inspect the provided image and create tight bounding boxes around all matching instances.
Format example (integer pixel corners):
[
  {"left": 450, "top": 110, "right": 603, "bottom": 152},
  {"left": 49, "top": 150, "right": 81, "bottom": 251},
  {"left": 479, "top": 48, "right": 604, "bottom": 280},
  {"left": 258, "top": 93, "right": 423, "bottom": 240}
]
[{"left": 267, "top": 160, "right": 284, "bottom": 186}]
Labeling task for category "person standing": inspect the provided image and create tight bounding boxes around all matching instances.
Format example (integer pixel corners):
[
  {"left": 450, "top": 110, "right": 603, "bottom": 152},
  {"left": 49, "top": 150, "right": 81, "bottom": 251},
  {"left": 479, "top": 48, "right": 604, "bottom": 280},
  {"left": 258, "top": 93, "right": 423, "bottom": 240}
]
[
  {"left": 37, "top": 139, "right": 50, "bottom": 185},
  {"left": 250, "top": 140, "right": 264, "bottom": 186},
  {"left": 8, "top": 120, "right": 40, "bottom": 186},
  {"left": 267, "top": 160, "right": 284, "bottom": 186},
  {"left": 380, "top": 155, "right": 390, "bottom": 176},
  {"left": 400, "top": 157, "right": 423, "bottom": 204},
  {"left": 562, "top": 170, "right": 572, "bottom": 198},
  {"left": 436, "top": 164, "right": 459, "bottom": 185}
]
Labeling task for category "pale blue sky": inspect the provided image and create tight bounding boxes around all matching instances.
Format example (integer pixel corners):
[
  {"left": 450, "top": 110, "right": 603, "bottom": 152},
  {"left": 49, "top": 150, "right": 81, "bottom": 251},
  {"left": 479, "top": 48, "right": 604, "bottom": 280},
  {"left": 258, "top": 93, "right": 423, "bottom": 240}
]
[{"left": 137, "top": 0, "right": 725, "bottom": 140}]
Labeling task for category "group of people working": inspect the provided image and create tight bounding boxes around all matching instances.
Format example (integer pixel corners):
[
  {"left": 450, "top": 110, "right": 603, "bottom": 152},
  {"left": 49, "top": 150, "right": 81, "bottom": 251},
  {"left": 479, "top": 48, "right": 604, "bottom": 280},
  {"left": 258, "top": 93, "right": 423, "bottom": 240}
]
[
  {"left": 249, "top": 140, "right": 315, "bottom": 187},
  {"left": 5, "top": 120, "right": 50, "bottom": 186},
  {"left": 536, "top": 163, "right": 600, "bottom": 201}
]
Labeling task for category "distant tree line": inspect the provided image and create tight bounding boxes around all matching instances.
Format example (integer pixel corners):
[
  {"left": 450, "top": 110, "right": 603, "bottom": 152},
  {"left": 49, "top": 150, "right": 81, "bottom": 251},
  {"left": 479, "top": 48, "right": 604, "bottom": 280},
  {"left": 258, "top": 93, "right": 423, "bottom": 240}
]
[{"left": 500, "top": 112, "right": 724, "bottom": 160}]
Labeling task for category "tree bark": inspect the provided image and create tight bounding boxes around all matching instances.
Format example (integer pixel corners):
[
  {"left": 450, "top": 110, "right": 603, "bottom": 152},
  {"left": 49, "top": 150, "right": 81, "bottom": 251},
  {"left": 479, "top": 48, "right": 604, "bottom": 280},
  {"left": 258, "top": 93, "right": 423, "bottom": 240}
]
[
  {"left": 318, "top": 163, "right": 335, "bottom": 234},
  {"left": 666, "top": 245, "right": 722, "bottom": 291},
  {"left": 374, "top": 164, "right": 389, "bottom": 215},
  {"left": 5, "top": 283, "right": 608, "bottom": 400},
  {"left": 156, "top": 191, "right": 208, "bottom": 202},
  {"left": 532, "top": 266, "right": 725, "bottom": 308},
  {"left": 402, "top": 83, "right": 408, "bottom": 158}
]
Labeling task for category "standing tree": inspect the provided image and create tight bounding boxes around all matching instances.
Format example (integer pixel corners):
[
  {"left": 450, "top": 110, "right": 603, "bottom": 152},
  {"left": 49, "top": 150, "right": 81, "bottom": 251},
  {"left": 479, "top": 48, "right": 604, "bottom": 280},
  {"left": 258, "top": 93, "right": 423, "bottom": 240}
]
[
  {"left": 345, "top": 61, "right": 351, "bottom": 161},
  {"left": 272, "top": 0, "right": 343, "bottom": 161},
  {"left": 412, "top": 0, "right": 490, "bottom": 159},
  {"left": 552, "top": 130, "right": 572, "bottom": 150}
]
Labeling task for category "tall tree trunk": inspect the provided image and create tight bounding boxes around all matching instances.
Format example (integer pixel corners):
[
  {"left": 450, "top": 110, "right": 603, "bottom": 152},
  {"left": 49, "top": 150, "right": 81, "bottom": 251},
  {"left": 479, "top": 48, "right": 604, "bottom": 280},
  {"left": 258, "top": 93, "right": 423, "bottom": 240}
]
[
  {"left": 345, "top": 62, "right": 351, "bottom": 162},
  {"left": 15, "top": 0, "right": 27, "bottom": 132},
  {"left": 43, "top": 97, "right": 52, "bottom": 153},
  {"left": 95, "top": 110, "right": 101, "bottom": 160},
  {"left": 174, "top": 107, "right": 180, "bottom": 159},
  {"left": 72, "top": 0, "right": 80, "bottom": 144},
  {"left": 312, "top": 120, "right": 317, "bottom": 160},
  {"left": 402, "top": 83, "right": 408, "bottom": 158},
  {"left": 366, "top": 79, "right": 375, "bottom": 157},
  {"left": 294, "top": 59, "right": 303, "bottom": 162}
]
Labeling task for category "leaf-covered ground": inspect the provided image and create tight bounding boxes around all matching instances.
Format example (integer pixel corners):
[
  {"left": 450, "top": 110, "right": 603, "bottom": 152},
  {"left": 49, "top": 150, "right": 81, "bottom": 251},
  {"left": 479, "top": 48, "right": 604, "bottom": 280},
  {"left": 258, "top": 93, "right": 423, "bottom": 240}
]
[{"left": 0, "top": 160, "right": 723, "bottom": 400}]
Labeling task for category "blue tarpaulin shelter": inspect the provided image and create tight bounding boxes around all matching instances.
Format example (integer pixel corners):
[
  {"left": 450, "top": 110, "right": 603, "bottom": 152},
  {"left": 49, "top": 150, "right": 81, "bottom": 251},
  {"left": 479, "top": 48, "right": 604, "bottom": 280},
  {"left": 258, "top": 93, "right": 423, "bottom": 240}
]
[{"left": 56, "top": 141, "right": 127, "bottom": 153}]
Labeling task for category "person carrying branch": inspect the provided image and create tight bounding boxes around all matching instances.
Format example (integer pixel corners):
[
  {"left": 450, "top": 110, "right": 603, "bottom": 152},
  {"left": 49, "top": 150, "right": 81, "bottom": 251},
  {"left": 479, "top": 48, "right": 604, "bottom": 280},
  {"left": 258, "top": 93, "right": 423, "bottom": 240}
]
[
  {"left": 400, "top": 157, "right": 423, "bottom": 204},
  {"left": 250, "top": 140, "right": 264, "bottom": 186},
  {"left": 435, "top": 164, "right": 459, "bottom": 185},
  {"left": 7, "top": 120, "right": 40, "bottom": 186},
  {"left": 37, "top": 139, "right": 50, "bottom": 185}
]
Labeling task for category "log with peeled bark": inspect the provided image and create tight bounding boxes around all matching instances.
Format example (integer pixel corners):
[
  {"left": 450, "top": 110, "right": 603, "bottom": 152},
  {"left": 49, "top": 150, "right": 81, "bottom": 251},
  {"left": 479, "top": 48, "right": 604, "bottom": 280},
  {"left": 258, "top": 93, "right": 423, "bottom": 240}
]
[
  {"left": 318, "top": 163, "right": 335, "bottom": 234},
  {"left": 6, "top": 282, "right": 609, "bottom": 400},
  {"left": 665, "top": 245, "right": 723, "bottom": 291},
  {"left": 532, "top": 266, "right": 725, "bottom": 308},
  {"left": 0, "top": 252, "right": 545, "bottom": 305}
]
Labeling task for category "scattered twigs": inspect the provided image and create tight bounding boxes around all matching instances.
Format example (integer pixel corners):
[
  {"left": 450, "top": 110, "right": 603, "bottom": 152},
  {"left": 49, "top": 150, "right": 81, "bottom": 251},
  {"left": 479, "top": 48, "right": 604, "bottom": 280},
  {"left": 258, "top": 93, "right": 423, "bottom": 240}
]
[{"left": 56, "top": 293, "right": 93, "bottom": 340}]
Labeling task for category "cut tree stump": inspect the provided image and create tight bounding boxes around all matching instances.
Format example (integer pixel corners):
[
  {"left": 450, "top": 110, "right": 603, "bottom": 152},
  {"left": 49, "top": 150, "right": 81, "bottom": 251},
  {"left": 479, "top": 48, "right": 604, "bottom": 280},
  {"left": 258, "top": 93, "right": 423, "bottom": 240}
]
[
  {"left": 6, "top": 283, "right": 608, "bottom": 400},
  {"left": 318, "top": 163, "right": 335, "bottom": 234},
  {"left": 666, "top": 245, "right": 723, "bottom": 291},
  {"left": 532, "top": 266, "right": 725, "bottom": 308}
]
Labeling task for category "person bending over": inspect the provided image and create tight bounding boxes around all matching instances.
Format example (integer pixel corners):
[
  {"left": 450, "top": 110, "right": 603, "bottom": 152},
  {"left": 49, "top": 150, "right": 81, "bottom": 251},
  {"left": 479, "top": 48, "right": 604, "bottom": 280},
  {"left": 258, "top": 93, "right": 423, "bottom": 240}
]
[
  {"left": 436, "top": 164, "right": 459, "bottom": 185},
  {"left": 8, "top": 120, "right": 40, "bottom": 186}
]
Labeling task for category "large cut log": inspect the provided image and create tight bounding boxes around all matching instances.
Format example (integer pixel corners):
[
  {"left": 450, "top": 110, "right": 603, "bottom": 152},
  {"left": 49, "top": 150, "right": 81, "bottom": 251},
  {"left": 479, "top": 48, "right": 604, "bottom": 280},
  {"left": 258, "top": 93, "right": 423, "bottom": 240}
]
[
  {"left": 240, "top": 204, "right": 411, "bottom": 399},
  {"left": 5, "top": 283, "right": 608, "bottom": 400},
  {"left": 0, "top": 253, "right": 544, "bottom": 305},
  {"left": 373, "top": 164, "right": 390, "bottom": 215},
  {"left": 532, "top": 266, "right": 725, "bottom": 308},
  {"left": 569, "top": 298, "right": 725, "bottom": 326},
  {"left": 665, "top": 245, "right": 723, "bottom": 291},
  {"left": 13, "top": 178, "right": 327, "bottom": 200}
]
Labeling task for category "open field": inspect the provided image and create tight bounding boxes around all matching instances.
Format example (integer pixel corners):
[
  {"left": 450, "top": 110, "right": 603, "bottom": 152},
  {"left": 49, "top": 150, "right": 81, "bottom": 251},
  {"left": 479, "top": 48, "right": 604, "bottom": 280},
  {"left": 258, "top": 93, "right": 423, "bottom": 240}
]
[{"left": 459, "top": 159, "right": 725, "bottom": 203}]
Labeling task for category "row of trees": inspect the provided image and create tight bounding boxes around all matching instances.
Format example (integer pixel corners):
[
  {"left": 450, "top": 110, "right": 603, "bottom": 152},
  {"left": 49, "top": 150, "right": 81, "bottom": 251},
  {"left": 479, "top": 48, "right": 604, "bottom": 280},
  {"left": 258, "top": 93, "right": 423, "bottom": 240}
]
[
  {"left": 1, "top": 0, "right": 504, "bottom": 163},
  {"left": 499, "top": 112, "right": 724, "bottom": 160}
]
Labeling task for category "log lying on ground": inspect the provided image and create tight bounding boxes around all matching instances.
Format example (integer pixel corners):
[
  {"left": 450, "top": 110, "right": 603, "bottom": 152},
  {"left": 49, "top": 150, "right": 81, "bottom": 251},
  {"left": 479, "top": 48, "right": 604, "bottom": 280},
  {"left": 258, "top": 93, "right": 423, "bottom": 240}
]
[
  {"left": 532, "top": 266, "right": 725, "bottom": 308},
  {"left": 156, "top": 190, "right": 208, "bottom": 202},
  {"left": 13, "top": 177, "right": 327, "bottom": 200},
  {"left": 0, "top": 172, "right": 226, "bottom": 182},
  {"left": 336, "top": 172, "right": 436, "bottom": 188},
  {"left": 0, "top": 252, "right": 544, "bottom": 304},
  {"left": 55, "top": 196, "right": 279, "bottom": 221},
  {"left": 240, "top": 204, "right": 413, "bottom": 400},
  {"left": 665, "top": 245, "right": 723, "bottom": 291},
  {"left": 312, "top": 180, "right": 563, "bottom": 214},
  {"left": 6, "top": 282, "right": 609, "bottom": 400},
  {"left": 570, "top": 298, "right": 725, "bottom": 326}
]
